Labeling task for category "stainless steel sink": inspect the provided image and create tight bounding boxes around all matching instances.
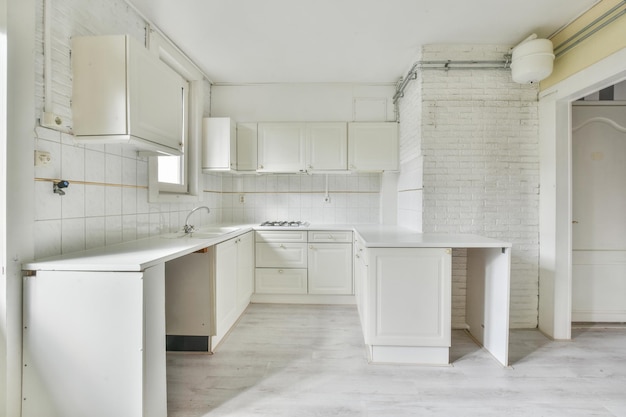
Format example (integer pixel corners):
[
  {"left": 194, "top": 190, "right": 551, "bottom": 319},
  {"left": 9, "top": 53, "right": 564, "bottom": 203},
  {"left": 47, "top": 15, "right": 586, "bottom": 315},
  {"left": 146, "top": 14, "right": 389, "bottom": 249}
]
[{"left": 160, "top": 226, "right": 240, "bottom": 239}]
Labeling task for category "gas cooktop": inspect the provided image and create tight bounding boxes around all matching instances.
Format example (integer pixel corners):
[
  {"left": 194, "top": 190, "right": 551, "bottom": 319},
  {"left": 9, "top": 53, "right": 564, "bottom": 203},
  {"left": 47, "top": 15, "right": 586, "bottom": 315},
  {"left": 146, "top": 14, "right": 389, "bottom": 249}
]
[{"left": 260, "top": 220, "right": 309, "bottom": 227}]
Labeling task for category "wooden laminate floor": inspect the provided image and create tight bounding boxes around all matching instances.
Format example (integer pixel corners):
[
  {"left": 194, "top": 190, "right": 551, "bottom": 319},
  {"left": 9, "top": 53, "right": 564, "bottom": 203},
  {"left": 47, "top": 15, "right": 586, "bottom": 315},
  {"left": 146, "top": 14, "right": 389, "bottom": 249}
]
[{"left": 167, "top": 304, "right": 626, "bottom": 417}]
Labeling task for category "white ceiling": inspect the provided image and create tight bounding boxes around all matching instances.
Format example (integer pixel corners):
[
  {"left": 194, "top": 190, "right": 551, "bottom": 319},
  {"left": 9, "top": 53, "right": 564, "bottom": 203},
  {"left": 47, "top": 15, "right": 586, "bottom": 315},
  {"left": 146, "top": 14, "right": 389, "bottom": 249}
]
[{"left": 127, "top": 0, "right": 599, "bottom": 84}]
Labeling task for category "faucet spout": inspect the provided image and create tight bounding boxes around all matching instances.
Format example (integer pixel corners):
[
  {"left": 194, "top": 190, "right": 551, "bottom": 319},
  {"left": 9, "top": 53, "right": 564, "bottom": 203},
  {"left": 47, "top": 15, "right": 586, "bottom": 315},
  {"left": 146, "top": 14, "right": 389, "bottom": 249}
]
[{"left": 184, "top": 206, "right": 210, "bottom": 234}]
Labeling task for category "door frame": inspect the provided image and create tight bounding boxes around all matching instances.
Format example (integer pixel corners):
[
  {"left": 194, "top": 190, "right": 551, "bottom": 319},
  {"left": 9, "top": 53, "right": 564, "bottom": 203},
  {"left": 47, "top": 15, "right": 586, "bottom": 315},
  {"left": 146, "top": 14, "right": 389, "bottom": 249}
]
[{"left": 538, "top": 47, "right": 626, "bottom": 340}]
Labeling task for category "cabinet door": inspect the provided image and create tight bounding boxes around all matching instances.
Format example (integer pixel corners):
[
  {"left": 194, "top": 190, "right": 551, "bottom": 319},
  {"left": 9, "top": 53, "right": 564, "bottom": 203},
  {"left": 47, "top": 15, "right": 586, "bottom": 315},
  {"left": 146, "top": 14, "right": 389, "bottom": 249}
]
[
  {"left": 236, "top": 232, "right": 255, "bottom": 308},
  {"left": 202, "top": 117, "right": 235, "bottom": 171},
  {"left": 128, "top": 37, "right": 185, "bottom": 152},
  {"left": 308, "top": 243, "right": 353, "bottom": 294},
  {"left": 366, "top": 247, "right": 451, "bottom": 347},
  {"left": 306, "top": 122, "right": 347, "bottom": 171},
  {"left": 236, "top": 122, "right": 258, "bottom": 171},
  {"left": 348, "top": 122, "right": 398, "bottom": 171},
  {"left": 215, "top": 238, "right": 239, "bottom": 341},
  {"left": 257, "top": 123, "right": 306, "bottom": 172}
]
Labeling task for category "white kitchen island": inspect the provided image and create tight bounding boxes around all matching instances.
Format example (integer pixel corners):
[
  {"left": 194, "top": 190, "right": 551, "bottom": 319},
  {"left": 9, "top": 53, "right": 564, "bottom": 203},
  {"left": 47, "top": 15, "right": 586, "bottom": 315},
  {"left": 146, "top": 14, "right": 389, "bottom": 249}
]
[{"left": 353, "top": 225, "right": 512, "bottom": 367}]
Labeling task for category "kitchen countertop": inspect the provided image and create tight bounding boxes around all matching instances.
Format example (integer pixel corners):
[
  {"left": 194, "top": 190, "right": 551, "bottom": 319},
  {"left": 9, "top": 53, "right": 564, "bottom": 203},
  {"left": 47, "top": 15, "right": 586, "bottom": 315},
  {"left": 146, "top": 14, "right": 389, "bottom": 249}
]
[
  {"left": 22, "top": 223, "right": 511, "bottom": 272},
  {"left": 353, "top": 224, "right": 512, "bottom": 249}
]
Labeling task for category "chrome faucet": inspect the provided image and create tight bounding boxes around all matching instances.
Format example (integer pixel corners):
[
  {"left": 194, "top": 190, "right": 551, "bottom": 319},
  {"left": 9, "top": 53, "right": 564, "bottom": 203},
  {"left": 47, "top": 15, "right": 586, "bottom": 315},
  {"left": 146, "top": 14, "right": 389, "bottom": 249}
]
[{"left": 183, "top": 206, "right": 210, "bottom": 234}]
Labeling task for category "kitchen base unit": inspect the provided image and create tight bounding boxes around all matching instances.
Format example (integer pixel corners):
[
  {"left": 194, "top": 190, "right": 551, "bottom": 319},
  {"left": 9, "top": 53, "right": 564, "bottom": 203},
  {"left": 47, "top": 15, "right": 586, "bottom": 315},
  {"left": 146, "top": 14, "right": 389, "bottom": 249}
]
[
  {"left": 22, "top": 265, "right": 167, "bottom": 417},
  {"left": 354, "top": 226, "right": 512, "bottom": 367}
]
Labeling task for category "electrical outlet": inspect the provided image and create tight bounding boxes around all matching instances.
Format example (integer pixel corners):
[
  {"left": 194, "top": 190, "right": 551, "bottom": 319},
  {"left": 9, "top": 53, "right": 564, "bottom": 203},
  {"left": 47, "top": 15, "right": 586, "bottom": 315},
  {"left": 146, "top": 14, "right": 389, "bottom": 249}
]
[
  {"left": 239, "top": 195, "right": 245, "bottom": 204},
  {"left": 35, "top": 150, "right": 52, "bottom": 166}
]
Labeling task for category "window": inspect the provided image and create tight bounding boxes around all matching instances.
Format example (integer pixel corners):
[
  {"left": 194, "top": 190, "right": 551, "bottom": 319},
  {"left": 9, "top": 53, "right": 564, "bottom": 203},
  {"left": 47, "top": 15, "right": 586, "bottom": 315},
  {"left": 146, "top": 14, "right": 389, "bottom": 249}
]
[
  {"left": 147, "top": 28, "right": 204, "bottom": 202},
  {"left": 157, "top": 79, "right": 189, "bottom": 194}
]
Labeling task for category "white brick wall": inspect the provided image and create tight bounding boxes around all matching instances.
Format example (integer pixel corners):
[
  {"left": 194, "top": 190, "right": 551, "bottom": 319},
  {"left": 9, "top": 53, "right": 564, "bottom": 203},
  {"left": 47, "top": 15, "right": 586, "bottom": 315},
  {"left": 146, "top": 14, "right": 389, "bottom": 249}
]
[{"left": 398, "top": 44, "right": 540, "bottom": 329}]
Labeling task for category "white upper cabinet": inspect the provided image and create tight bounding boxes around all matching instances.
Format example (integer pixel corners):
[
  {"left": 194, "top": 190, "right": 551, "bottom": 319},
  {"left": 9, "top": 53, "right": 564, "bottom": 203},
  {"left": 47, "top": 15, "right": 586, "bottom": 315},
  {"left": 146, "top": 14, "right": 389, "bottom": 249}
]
[
  {"left": 202, "top": 117, "right": 235, "bottom": 171},
  {"left": 257, "top": 123, "right": 307, "bottom": 173},
  {"left": 202, "top": 119, "right": 257, "bottom": 172},
  {"left": 348, "top": 122, "right": 399, "bottom": 171},
  {"left": 258, "top": 122, "right": 347, "bottom": 173},
  {"left": 72, "top": 35, "right": 185, "bottom": 156},
  {"left": 306, "top": 123, "right": 348, "bottom": 171},
  {"left": 236, "top": 123, "right": 258, "bottom": 172}
]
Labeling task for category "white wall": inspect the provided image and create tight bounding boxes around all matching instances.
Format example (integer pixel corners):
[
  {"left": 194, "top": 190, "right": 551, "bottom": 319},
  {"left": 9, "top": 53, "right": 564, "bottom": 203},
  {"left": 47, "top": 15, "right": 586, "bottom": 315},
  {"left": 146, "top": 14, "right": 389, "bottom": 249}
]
[
  {"left": 397, "top": 45, "right": 541, "bottom": 329},
  {"left": 5, "top": 0, "right": 36, "bottom": 415},
  {"left": 211, "top": 83, "right": 396, "bottom": 225}
]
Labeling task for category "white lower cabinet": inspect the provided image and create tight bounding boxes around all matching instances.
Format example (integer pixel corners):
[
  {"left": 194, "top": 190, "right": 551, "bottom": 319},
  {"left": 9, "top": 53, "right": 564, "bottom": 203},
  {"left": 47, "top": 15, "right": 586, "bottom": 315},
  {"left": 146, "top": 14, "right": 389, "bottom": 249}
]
[
  {"left": 255, "top": 231, "right": 308, "bottom": 294},
  {"left": 308, "top": 231, "right": 353, "bottom": 294},
  {"left": 254, "top": 230, "right": 353, "bottom": 298},
  {"left": 22, "top": 265, "right": 167, "bottom": 417},
  {"left": 356, "top": 246, "right": 452, "bottom": 364},
  {"left": 213, "top": 231, "right": 254, "bottom": 351}
]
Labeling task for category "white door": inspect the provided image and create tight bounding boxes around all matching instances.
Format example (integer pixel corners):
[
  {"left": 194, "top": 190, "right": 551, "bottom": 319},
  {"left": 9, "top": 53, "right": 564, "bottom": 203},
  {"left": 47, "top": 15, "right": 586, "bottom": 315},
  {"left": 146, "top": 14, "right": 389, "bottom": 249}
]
[{"left": 572, "top": 104, "right": 626, "bottom": 322}]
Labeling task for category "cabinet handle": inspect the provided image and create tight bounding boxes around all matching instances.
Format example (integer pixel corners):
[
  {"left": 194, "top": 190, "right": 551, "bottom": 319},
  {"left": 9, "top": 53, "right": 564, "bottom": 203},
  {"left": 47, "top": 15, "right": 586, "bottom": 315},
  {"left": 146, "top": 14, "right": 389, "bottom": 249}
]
[
  {"left": 258, "top": 164, "right": 264, "bottom": 169},
  {"left": 446, "top": 248, "right": 451, "bottom": 254},
  {"left": 309, "top": 245, "right": 314, "bottom": 249},
  {"left": 355, "top": 254, "right": 360, "bottom": 259},
  {"left": 278, "top": 269, "right": 283, "bottom": 273},
  {"left": 279, "top": 244, "right": 285, "bottom": 248}
]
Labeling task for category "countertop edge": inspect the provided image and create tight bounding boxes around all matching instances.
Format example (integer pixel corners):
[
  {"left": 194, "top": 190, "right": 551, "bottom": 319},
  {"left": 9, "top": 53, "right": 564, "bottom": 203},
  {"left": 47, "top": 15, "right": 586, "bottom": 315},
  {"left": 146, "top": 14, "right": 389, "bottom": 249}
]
[{"left": 23, "top": 224, "right": 512, "bottom": 272}]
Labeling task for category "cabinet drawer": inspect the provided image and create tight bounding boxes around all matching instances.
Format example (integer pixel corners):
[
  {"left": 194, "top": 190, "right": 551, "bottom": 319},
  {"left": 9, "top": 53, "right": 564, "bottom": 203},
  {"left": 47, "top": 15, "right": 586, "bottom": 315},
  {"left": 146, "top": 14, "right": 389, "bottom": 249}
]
[
  {"left": 255, "top": 268, "right": 307, "bottom": 294},
  {"left": 255, "top": 231, "right": 307, "bottom": 243},
  {"left": 255, "top": 243, "right": 307, "bottom": 268},
  {"left": 308, "top": 230, "right": 352, "bottom": 243}
]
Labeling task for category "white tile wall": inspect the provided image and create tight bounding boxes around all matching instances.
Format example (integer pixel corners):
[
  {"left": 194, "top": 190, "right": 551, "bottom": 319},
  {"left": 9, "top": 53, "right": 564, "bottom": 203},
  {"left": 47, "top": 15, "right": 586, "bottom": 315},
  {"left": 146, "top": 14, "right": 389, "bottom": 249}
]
[{"left": 32, "top": 0, "right": 219, "bottom": 259}]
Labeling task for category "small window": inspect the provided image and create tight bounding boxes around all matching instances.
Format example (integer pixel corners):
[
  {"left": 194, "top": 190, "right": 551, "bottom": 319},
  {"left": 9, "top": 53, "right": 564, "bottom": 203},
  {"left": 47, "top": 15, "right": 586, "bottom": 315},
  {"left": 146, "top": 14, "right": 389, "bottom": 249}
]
[
  {"left": 147, "top": 29, "right": 203, "bottom": 203},
  {"left": 157, "top": 80, "right": 189, "bottom": 194}
]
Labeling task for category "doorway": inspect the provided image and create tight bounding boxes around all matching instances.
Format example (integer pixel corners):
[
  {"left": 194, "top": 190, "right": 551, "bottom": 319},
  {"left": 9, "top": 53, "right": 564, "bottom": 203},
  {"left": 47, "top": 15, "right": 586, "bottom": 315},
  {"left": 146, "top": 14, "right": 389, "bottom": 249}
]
[
  {"left": 571, "top": 95, "right": 626, "bottom": 322},
  {"left": 538, "top": 47, "right": 626, "bottom": 340}
]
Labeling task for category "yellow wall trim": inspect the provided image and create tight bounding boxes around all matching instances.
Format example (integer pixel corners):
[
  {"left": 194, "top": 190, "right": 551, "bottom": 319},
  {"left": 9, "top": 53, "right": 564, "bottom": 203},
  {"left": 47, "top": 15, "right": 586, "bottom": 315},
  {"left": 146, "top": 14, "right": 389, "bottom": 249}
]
[{"left": 541, "top": 0, "right": 626, "bottom": 90}]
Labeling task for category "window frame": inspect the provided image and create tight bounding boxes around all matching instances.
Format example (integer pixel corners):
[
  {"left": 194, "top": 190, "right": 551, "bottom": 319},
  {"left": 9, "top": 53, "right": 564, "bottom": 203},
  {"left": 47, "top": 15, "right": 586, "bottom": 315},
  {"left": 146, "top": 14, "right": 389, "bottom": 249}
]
[{"left": 147, "top": 28, "right": 204, "bottom": 203}]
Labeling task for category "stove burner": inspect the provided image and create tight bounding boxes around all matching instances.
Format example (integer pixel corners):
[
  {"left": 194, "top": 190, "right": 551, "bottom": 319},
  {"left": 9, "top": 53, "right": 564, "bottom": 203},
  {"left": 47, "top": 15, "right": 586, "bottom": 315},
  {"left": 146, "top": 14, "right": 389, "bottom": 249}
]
[{"left": 260, "top": 220, "right": 308, "bottom": 227}]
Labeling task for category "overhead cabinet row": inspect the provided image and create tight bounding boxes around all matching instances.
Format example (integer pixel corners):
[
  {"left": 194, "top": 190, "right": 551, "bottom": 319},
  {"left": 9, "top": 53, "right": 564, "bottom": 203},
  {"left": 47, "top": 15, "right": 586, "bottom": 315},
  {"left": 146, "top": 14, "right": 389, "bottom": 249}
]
[{"left": 202, "top": 119, "right": 399, "bottom": 173}]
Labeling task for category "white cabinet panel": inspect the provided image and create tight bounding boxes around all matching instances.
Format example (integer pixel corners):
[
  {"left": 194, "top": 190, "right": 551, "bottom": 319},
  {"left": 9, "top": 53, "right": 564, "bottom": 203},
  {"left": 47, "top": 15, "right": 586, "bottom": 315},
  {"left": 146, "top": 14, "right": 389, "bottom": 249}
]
[
  {"left": 255, "top": 268, "right": 308, "bottom": 294},
  {"left": 355, "top": 246, "right": 452, "bottom": 364},
  {"left": 72, "top": 35, "right": 184, "bottom": 155},
  {"left": 255, "top": 242, "right": 308, "bottom": 268},
  {"left": 202, "top": 119, "right": 257, "bottom": 172},
  {"left": 215, "top": 238, "right": 238, "bottom": 344},
  {"left": 348, "top": 122, "right": 398, "bottom": 171},
  {"left": 257, "top": 122, "right": 348, "bottom": 172},
  {"left": 308, "top": 230, "right": 352, "bottom": 243},
  {"left": 22, "top": 266, "right": 166, "bottom": 417},
  {"left": 256, "top": 230, "right": 307, "bottom": 243},
  {"left": 308, "top": 243, "right": 353, "bottom": 294},
  {"left": 258, "top": 123, "right": 306, "bottom": 172},
  {"left": 236, "top": 122, "right": 258, "bottom": 171},
  {"left": 306, "top": 122, "right": 347, "bottom": 171},
  {"left": 202, "top": 117, "right": 236, "bottom": 171},
  {"left": 236, "top": 231, "right": 255, "bottom": 309},
  {"left": 213, "top": 231, "right": 255, "bottom": 350}
]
